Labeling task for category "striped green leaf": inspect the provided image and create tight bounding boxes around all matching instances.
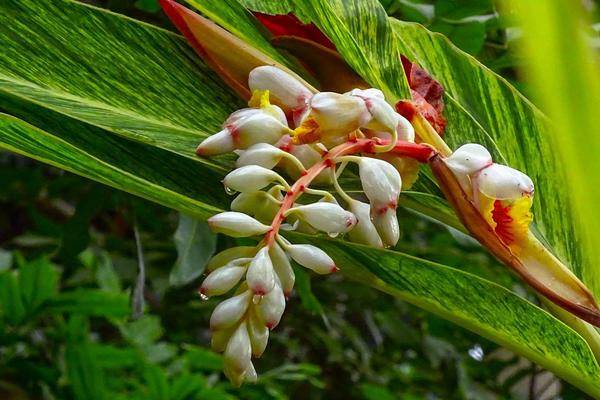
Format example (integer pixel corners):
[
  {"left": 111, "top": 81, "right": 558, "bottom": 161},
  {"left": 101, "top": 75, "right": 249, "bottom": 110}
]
[
  {"left": 513, "top": 0, "right": 600, "bottom": 311},
  {"left": 389, "top": 20, "right": 588, "bottom": 295},
  {"left": 0, "top": 0, "right": 241, "bottom": 168}
]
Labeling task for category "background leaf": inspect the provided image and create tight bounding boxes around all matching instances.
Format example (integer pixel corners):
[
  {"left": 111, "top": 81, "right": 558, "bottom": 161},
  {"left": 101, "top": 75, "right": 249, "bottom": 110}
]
[
  {"left": 169, "top": 213, "right": 217, "bottom": 287},
  {"left": 0, "top": 271, "right": 26, "bottom": 324},
  {"left": 512, "top": 0, "right": 600, "bottom": 309},
  {"left": 46, "top": 290, "right": 130, "bottom": 317},
  {"left": 18, "top": 257, "right": 59, "bottom": 314}
]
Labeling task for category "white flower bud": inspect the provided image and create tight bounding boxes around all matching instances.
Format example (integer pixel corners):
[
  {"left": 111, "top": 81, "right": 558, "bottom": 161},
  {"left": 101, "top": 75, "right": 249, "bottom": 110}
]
[
  {"left": 207, "top": 246, "right": 256, "bottom": 271},
  {"left": 209, "top": 290, "right": 252, "bottom": 330},
  {"left": 346, "top": 88, "right": 385, "bottom": 100},
  {"left": 373, "top": 209, "right": 400, "bottom": 248},
  {"left": 244, "top": 362, "right": 258, "bottom": 383},
  {"left": 248, "top": 307, "right": 269, "bottom": 357},
  {"left": 363, "top": 96, "right": 398, "bottom": 133},
  {"left": 208, "top": 212, "right": 270, "bottom": 237},
  {"left": 256, "top": 281, "right": 286, "bottom": 329},
  {"left": 248, "top": 66, "right": 313, "bottom": 112},
  {"left": 200, "top": 264, "right": 247, "bottom": 297},
  {"left": 446, "top": 143, "right": 492, "bottom": 176},
  {"left": 236, "top": 143, "right": 286, "bottom": 169},
  {"left": 270, "top": 243, "right": 295, "bottom": 296},
  {"left": 224, "top": 321, "right": 252, "bottom": 375},
  {"left": 307, "top": 92, "right": 370, "bottom": 136},
  {"left": 223, "top": 165, "right": 283, "bottom": 193},
  {"left": 246, "top": 247, "right": 275, "bottom": 295},
  {"left": 347, "top": 200, "right": 384, "bottom": 248},
  {"left": 196, "top": 129, "right": 235, "bottom": 156},
  {"left": 358, "top": 158, "right": 401, "bottom": 209},
  {"left": 476, "top": 164, "right": 534, "bottom": 200},
  {"left": 224, "top": 368, "right": 244, "bottom": 389},
  {"left": 211, "top": 327, "right": 233, "bottom": 352},
  {"left": 231, "top": 192, "right": 265, "bottom": 215},
  {"left": 291, "top": 202, "right": 356, "bottom": 235},
  {"left": 232, "top": 109, "right": 289, "bottom": 149},
  {"left": 285, "top": 144, "right": 331, "bottom": 185},
  {"left": 396, "top": 114, "right": 415, "bottom": 142},
  {"left": 286, "top": 244, "right": 337, "bottom": 275}
]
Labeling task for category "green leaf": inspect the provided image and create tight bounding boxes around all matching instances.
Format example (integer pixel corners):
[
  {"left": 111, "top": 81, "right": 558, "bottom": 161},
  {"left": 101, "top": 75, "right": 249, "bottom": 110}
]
[
  {"left": 389, "top": 19, "right": 587, "bottom": 291},
  {"left": 169, "top": 374, "right": 207, "bottom": 400},
  {"left": 120, "top": 315, "right": 164, "bottom": 347},
  {"left": 293, "top": 267, "right": 325, "bottom": 316},
  {"left": 170, "top": 213, "right": 217, "bottom": 286},
  {"left": 184, "top": 345, "right": 224, "bottom": 372},
  {"left": 46, "top": 289, "right": 130, "bottom": 317},
  {"left": 142, "top": 364, "right": 170, "bottom": 400},
  {"left": 0, "top": 110, "right": 225, "bottom": 221},
  {"left": 0, "top": 249, "right": 12, "bottom": 272},
  {"left": 293, "top": 234, "right": 600, "bottom": 397},
  {"left": 0, "top": 271, "right": 26, "bottom": 324},
  {"left": 65, "top": 316, "right": 107, "bottom": 400},
  {"left": 359, "top": 383, "right": 396, "bottom": 400},
  {"left": 428, "top": 20, "right": 486, "bottom": 55},
  {"left": 0, "top": 0, "right": 241, "bottom": 165},
  {"left": 18, "top": 257, "right": 59, "bottom": 314},
  {"left": 135, "top": 0, "right": 161, "bottom": 13},
  {"left": 512, "top": 0, "right": 600, "bottom": 316},
  {"left": 184, "top": 0, "right": 293, "bottom": 68},
  {"left": 89, "top": 344, "right": 141, "bottom": 369},
  {"left": 95, "top": 252, "right": 123, "bottom": 294}
]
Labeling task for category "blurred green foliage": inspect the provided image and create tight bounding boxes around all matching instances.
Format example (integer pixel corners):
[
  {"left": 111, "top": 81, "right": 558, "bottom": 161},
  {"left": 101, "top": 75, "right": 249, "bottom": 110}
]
[{"left": 1, "top": 0, "right": 597, "bottom": 399}]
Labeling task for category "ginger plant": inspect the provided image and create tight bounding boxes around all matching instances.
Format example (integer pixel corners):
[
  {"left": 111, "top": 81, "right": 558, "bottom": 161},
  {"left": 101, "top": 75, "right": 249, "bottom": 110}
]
[{"left": 195, "top": 65, "right": 539, "bottom": 385}]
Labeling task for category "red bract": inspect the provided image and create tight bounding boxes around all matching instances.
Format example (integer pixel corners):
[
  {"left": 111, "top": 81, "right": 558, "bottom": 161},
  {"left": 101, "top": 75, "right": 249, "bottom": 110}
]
[
  {"left": 253, "top": 12, "right": 336, "bottom": 51},
  {"left": 397, "top": 55, "right": 447, "bottom": 134}
]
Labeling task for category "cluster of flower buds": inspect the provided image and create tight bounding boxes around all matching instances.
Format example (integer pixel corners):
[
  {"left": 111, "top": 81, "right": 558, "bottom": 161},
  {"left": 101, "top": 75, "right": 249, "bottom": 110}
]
[
  {"left": 445, "top": 143, "right": 535, "bottom": 250},
  {"left": 195, "top": 65, "right": 420, "bottom": 385}
]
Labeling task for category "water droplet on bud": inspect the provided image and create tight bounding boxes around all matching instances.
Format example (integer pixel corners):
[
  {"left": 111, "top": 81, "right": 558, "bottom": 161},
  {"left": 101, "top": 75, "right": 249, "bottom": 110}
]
[
  {"left": 252, "top": 294, "right": 262, "bottom": 305},
  {"left": 199, "top": 293, "right": 210, "bottom": 301},
  {"left": 328, "top": 232, "right": 339, "bottom": 238},
  {"left": 224, "top": 185, "right": 237, "bottom": 195}
]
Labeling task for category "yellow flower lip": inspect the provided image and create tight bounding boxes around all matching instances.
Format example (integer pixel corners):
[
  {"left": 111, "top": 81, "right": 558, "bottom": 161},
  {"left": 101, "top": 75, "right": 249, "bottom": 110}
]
[{"left": 429, "top": 154, "right": 600, "bottom": 327}]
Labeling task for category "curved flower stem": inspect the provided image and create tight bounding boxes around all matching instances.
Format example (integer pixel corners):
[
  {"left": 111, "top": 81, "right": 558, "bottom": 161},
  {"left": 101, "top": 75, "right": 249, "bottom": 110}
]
[
  {"left": 330, "top": 167, "right": 354, "bottom": 204},
  {"left": 264, "top": 138, "right": 436, "bottom": 247}
]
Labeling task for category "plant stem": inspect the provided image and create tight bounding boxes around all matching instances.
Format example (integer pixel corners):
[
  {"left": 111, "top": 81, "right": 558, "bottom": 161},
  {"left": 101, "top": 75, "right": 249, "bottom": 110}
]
[{"left": 264, "top": 138, "right": 435, "bottom": 246}]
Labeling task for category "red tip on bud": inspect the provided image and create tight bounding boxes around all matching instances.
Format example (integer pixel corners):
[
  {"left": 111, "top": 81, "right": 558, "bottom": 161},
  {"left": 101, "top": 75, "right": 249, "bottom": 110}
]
[{"left": 330, "top": 265, "right": 339, "bottom": 273}]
